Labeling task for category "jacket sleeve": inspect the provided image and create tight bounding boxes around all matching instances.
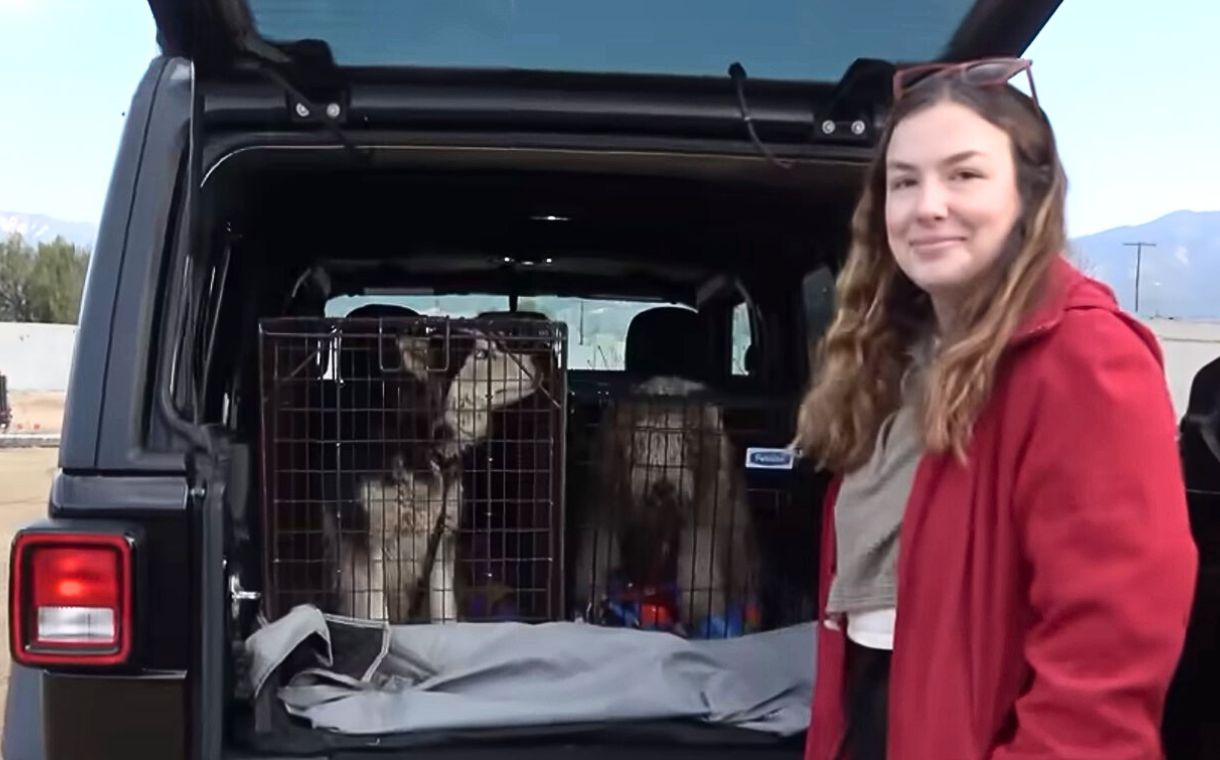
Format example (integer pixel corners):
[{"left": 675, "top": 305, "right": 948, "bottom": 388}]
[{"left": 991, "top": 309, "right": 1197, "bottom": 760}]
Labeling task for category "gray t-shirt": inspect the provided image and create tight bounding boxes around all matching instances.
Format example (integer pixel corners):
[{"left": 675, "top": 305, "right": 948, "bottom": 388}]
[{"left": 824, "top": 339, "right": 931, "bottom": 616}]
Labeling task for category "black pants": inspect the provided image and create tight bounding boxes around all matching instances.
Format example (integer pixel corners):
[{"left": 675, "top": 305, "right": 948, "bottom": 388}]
[{"left": 841, "top": 639, "right": 892, "bottom": 760}]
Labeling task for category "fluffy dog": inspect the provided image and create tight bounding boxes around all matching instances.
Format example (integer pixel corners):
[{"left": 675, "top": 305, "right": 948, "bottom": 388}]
[
  {"left": 573, "top": 375, "right": 758, "bottom": 631},
  {"left": 344, "top": 453, "right": 460, "bottom": 622},
  {"left": 335, "top": 327, "right": 544, "bottom": 624}
]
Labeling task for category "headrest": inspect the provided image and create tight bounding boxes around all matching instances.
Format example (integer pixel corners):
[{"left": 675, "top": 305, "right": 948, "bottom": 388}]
[
  {"left": 338, "top": 304, "right": 420, "bottom": 380},
  {"left": 475, "top": 310, "right": 550, "bottom": 322},
  {"left": 344, "top": 303, "right": 420, "bottom": 319},
  {"left": 624, "top": 306, "right": 710, "bottom": 381}
]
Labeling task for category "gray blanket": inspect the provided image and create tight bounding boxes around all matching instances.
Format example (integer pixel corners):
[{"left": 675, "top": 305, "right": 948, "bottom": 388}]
[{"left": 246, "top": 605, "right": 815, "bottom": 737}]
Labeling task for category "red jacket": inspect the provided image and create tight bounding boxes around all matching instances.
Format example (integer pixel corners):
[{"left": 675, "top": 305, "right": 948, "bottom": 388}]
[{"left": 805, "top": 257, "right": 1198, "bottom": 760}]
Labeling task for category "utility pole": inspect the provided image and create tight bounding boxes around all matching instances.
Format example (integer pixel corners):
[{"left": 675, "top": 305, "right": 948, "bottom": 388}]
[{"left": 1122, "top": 241, "right": 1157, "bottom": 314}]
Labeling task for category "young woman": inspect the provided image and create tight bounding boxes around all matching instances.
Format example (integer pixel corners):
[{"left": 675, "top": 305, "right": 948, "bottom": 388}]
[{"left": 796, "top": 59, "right": 1198, "bottom": 760}]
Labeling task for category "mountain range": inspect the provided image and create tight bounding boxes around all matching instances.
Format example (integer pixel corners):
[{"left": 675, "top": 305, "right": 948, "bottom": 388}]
[
  {"left": 1, "top": 211, "right": 99, "bottom": 250},
  {"left": 3, "top": 208, "right": 1217, "bottom": 319},
  {"left": 1070, "top": 210, "right": 1220, "bottom": 319}
]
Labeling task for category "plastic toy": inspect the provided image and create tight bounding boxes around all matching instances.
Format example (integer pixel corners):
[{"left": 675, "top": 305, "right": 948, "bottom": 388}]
[
  {"left": 463, "top": 582, "right": 519, "bottom": 620},
  {"left": 691, "top": 600, "right": 762, "bottom": 639},
  {"left": 597, "top": 570, "right": 761, "bottom": 638},
  {"left": 598, "top": 573, "right": 681, "bottom": 632}
]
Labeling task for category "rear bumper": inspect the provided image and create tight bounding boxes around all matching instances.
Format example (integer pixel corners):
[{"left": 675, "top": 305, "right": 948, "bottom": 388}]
[
  {"left": 2, "top": 665, "right": 43, "bottom": 760},
  {"left": 2, "top": 664, "right": 187, "bottom": 760}
]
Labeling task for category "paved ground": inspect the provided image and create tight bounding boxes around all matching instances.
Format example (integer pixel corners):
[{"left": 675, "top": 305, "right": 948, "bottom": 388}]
[
  {"left": 0, "top": 390, "right": 63, "bottom": 750},
  {"left": 2, "top": 391, "right": 65, "bottom": 434},
  {"left": 0, "top": 447, "right": 58, "bottom": 739}
]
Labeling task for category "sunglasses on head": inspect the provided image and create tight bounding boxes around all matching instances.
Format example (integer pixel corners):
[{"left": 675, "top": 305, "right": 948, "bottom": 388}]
[{"left": 892, "top": 57, "right": 1038, "bottom": 107}]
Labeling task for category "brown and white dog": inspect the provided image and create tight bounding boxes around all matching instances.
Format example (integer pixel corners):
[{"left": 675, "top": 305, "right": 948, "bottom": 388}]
[
  {"left": 573, "top": 375, "right": 758, "bottom": 631},
  {"left": 335, "top": 327, "right": 545, "bottom": 624}
]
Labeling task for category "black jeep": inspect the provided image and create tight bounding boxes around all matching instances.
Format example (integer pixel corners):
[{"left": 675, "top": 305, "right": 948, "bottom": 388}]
[{"left": 5, "top": 2, "right": 1219, "bottom": 759}]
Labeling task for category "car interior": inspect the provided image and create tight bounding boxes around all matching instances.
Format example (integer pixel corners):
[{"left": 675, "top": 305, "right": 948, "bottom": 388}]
[{"left": 173, "top": 149, "right": 853, "bottom": 753}]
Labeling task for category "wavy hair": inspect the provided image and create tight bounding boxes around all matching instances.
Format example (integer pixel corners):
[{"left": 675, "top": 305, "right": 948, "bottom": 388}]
[{"left": 795, "top": 75, "right": 1068, "bottom": 472}]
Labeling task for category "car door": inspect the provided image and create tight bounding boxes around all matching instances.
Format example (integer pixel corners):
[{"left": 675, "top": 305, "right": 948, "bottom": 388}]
[{"left": 1163, "top": 356, "right": 1220, "bottom": 760}]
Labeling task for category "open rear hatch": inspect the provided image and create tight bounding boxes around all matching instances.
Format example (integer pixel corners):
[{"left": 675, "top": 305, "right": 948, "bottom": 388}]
[
  {"left": 140, "top": 1, "right": 1067, "bottom": 758},
  {"left": 147, "top": 0, "right": 1063, "bottom": 163}
]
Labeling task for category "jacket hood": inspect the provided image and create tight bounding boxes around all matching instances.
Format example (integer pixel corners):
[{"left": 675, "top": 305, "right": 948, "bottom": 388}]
[{"left": 1010, "top": 254, "right": 1164, "bottom": 365}]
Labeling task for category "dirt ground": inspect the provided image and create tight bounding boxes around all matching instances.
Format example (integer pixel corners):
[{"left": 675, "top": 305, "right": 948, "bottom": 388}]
[
  {"left": 3, "top": 391, "right": 66, "bottom": 434},
  {"left": 0, "top": 447, "right": 58, "bottom": 739}
]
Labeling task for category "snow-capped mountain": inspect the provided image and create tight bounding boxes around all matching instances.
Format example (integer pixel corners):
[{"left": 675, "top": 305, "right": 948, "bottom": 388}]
[{"left": 0, "top": 211, "right": 98, "bottom": 250}]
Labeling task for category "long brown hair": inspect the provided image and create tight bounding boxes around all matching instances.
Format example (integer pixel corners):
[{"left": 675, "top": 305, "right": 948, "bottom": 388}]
[{"left": 795, "top": 75, "right": 1068, "bottom": 472}]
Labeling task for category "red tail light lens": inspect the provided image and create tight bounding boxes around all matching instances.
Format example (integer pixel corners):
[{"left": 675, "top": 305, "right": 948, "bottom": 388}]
[{"left": 9, "top": 532, "right": 133, "bottom": 666}]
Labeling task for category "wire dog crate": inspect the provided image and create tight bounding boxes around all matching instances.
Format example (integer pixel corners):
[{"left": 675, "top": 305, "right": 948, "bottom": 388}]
[
  {"left": 565, "top": 379, "right": 821, "bottom": 638},
  {"left": 258, "top": 315, "right": 568, "bottom": 625}
]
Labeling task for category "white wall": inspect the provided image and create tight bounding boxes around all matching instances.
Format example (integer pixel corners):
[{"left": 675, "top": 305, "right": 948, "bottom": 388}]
[
  {"left": 1, "top": 319, "right": 1218, "bottom": 417},
  {"left": 0, "top": 322, "right": 78, "bottom": 392},
  {"left": 1141, "top": 318, "right": 1220, "bottom": 420}
]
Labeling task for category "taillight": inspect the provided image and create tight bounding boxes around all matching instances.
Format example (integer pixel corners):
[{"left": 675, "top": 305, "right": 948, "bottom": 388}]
[{"left": 9, "top": 532, "right": 133, "bottom": 666}]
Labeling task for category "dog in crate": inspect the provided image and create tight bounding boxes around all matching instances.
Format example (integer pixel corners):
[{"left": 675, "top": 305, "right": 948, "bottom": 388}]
[
  {"left": 333, "top": 326, "right": 547, "bottom": 624},
  {"left": 573, "top": 375, "right": 759, "bottom": 633}
]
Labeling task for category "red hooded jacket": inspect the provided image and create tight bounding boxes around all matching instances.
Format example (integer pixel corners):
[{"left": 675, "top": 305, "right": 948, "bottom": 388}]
[{"left": 805, "top": 257, "right": 1198, "bottom": 760}]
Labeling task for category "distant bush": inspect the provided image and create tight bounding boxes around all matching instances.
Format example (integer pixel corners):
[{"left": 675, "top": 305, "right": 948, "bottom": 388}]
[{"left": 0, "top": 233, "right": 89, "bottom": 324}]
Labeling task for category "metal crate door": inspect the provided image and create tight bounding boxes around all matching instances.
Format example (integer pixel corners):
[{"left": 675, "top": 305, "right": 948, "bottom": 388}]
[{"left": 257, "top": 315, "right": 567, "bottom": 624}]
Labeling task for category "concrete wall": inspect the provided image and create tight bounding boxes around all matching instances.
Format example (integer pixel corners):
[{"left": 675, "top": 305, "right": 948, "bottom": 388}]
[
  {"left": 1, "top": 319, "right": 1218, "bottom": 417},
  {"left": 0, "top": 322, "right": 78, "bottom": 392},
  {"left": 1141, "top": 318, "right": 1220, "bottom": 420}
]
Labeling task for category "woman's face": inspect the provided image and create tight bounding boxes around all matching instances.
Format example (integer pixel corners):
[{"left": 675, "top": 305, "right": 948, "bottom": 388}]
[{"left": 884, "top": 101, "right": 1022, "bottom": 316}]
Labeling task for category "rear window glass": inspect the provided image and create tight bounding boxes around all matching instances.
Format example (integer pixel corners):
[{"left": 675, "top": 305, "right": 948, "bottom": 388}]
[
  {"left": 326, "top": 294, "right": 691, "bottom": 371},
  {"left": 248, "top": 0, "right": 977, "bottom": 82},
  {"left": 731, "top": 302, "right": 752, "bottom": 376}
]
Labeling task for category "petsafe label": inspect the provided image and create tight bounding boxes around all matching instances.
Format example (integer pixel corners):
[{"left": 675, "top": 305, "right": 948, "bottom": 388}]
[{"left": 745, "top": 447, "right": 796, "bottom": 470}]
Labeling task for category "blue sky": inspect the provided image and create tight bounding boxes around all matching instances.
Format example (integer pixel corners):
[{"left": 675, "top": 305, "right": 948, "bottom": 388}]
[{"left": 0, "top": 0, "right": 1216, "bottom": 238}]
